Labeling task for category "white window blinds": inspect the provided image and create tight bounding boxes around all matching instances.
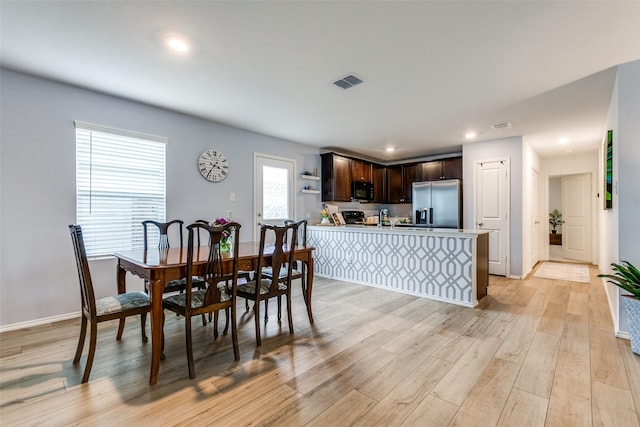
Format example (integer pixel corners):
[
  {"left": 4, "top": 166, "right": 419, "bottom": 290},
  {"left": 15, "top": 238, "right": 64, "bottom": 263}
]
[{"left": 75, "top": 122, "right": 167, "bottom": 257}]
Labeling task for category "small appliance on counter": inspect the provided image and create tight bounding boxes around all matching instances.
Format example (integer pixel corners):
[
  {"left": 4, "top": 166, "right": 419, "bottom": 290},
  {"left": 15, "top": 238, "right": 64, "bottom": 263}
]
[{"left": 341, "top": 210, "right": 365, "bottom": 224}]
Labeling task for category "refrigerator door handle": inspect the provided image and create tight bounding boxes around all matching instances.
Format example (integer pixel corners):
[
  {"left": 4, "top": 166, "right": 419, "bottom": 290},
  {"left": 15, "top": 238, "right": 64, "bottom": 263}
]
[{"left": 429, "top": 207, "right": 434, "bottom": 225}]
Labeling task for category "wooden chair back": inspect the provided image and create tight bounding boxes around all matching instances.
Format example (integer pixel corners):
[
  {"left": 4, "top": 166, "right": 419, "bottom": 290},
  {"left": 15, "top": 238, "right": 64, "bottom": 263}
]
[
  {"left": 142, "top": 219, "right": 184, "bottom": 250},
  {"left": 255, "top": 222, "right": 298, "bottom": 293},
  {"left": 69, "top": 225, "right": 97, "bottom": 318}
]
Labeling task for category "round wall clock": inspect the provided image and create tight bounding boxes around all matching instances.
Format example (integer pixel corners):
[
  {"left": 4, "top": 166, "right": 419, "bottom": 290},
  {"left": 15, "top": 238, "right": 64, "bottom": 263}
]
[{"left": 198, "top": 149, "right": 229, "bottom": 182}]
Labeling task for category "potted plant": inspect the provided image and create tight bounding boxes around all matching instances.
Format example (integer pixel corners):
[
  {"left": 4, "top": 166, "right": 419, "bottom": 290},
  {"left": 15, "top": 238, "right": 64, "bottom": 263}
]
[
  {"left": 549, "top": 209, "right": 562, "bottom": 234},
  {"left": 598, "top": 261, "right": 640, "bottom": 355}
]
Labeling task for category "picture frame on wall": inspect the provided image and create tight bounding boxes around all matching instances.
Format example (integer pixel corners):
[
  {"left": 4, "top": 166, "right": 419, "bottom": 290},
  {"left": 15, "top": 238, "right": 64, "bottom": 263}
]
[{"left": 605, "top": 129, "right": 613, "bottom": 209}]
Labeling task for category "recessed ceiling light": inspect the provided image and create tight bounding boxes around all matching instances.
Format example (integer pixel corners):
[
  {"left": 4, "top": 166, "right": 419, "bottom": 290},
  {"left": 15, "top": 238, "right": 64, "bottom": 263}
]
[
  {"left": 385, "top": 147, "right": 395, "bottom": 152},
  {"left": 558, "top": 137, "right": 569, "bottom": 145},
  {"left": 166, "top": 37, "right": 190, "bottom": 53},
  {"left": 465, "top": 132, "right": 477, "bottom": 139}
]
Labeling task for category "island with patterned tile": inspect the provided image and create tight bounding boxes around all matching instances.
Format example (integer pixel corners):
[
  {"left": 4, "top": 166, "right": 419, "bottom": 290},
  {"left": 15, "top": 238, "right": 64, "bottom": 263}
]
[{"left": 308, "top": 225, "right": 489, "bottom": 307}]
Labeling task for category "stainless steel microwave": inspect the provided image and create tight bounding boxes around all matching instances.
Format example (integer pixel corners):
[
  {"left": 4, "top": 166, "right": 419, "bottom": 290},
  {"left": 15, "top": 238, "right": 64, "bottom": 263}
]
[{"left": 352, "top": 181, "right": 373, "bottom": 202}]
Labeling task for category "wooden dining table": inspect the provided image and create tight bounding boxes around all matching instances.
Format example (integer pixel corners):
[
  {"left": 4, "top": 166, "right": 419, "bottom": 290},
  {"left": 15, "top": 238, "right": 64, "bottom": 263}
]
[{"left": 114, "top": 241, "right": 315, "bottom": 385}]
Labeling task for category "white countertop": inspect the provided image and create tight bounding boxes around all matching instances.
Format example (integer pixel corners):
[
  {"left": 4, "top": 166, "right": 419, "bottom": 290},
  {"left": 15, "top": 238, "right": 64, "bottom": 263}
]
[{"left": 308, "top": 224, "right": 489, "bottom": 237}]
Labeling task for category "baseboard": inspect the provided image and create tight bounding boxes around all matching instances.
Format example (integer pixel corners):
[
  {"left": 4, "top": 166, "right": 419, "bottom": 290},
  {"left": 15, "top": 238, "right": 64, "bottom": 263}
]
[
  {"left": 615, "top": 331, "right": 630, "bottom": 340},
  {"left": 508, "top": 274, "right": 524, "bottom": 280},
  {"left": 0, "top": 311, "right": 80, "bottom": 333}
]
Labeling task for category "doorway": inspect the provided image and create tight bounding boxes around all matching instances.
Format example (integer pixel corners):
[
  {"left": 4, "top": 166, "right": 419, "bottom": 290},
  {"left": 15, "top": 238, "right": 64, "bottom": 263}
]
[
  {"left": 547, "top": 173, "right": 592, "bottom": 263},
  {"left": 254, "top": 153, "right": 296, "bottom": 241}
]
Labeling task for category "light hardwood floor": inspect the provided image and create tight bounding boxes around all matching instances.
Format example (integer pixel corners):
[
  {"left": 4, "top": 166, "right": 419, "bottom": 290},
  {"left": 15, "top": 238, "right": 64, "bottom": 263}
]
[{"left": 1, "top": 265, "right": 639, "bottom": 426}]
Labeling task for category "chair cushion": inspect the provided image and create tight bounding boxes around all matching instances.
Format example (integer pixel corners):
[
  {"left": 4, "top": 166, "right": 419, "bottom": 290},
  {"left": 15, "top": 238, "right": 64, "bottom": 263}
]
[
  {"left": 164, "top": 289, "right": 230, "bottom": 309},
  {"left": 96, "top": 292, "right": 150, "bottom": 316},
  {"left": 237, "top": 279, "right": 287, "bottom": 295},
  {"left": 261, "top": 266, "right": 302, "bottom": 279}
]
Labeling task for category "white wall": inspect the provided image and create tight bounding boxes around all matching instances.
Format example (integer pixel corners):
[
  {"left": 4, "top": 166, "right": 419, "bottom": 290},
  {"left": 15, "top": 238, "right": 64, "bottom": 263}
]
[
  {"left": 0, "top": 69, "right": 322, "bottom": 327},
  {"left": 600, "top": 60, "right": 640, "bottom": 336},
  {"left": 463, "top": 136, "right": 523, "bottom": 278}
]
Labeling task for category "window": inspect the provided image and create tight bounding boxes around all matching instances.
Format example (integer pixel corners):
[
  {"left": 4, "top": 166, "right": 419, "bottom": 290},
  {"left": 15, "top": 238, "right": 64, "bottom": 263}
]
[{"left": 75, "top": 122, "right": 166, "bottom": 257}]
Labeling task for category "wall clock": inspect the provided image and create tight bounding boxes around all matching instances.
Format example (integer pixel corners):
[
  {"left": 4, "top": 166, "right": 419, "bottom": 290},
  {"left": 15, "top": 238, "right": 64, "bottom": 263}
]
[{"left": 198, "top": 149, "right": 229, "bottom": 182}]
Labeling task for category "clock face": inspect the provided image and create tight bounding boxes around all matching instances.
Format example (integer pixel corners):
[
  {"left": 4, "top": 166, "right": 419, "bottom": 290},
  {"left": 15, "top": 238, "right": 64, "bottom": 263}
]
[{"left": 198, "top": 150, "right": 229, "bottom": 182}]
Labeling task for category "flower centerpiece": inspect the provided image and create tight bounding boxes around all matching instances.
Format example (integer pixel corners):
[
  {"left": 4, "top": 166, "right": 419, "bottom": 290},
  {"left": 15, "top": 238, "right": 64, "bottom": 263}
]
[
  {"left": 210, "top": 212, "right": 232, "bottom": 252},
  {"left": 320, "top": 208, "right": 330, "bottom": 224}
]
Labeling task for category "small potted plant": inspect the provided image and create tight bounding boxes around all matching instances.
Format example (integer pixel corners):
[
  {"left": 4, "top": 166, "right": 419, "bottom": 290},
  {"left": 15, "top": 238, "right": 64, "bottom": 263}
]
[
  {"left": 549, "top": 209, "right": 562, "bottom": 234},
  {"left": 598, "top": 261, "right": 640, "bottom": 355}
]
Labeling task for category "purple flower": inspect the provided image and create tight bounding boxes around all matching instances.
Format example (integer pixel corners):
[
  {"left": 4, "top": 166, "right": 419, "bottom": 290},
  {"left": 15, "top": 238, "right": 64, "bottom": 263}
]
[{"left": 210, "top": 217, "right": 230, "bottom": 238}]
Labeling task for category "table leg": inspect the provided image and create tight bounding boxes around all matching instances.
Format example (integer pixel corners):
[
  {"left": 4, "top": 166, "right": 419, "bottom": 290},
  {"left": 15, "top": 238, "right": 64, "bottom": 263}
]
[
  {"left": 305, "top": 257, "right": 314, "bottom": 324},
  {"left": 116, "top": 264, "right": 127, "bottom": 338},
  {"left": 149, "top": 278, "right": 164, "bottom": 385}
]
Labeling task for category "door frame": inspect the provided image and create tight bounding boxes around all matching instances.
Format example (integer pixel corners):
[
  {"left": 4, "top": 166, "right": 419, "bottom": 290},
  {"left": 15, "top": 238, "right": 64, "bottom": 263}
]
[
  {"left": 473, "top": 157, "right": 511, "bottom": 278},
  {"left": 253, "top": 152, "right": 297, "bottom": 241},
  {"left": 543, "top": 172, "right": 597, "bottom": 264}
]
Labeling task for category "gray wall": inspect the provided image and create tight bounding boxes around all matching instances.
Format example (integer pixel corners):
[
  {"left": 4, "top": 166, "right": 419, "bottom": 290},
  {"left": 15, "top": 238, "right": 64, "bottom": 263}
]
[
  {"left": 0, "top": 69, "right": 321, "bottom": 327},
  {"left": 463, "top": 136, "right": 524, "bottom": 277}
]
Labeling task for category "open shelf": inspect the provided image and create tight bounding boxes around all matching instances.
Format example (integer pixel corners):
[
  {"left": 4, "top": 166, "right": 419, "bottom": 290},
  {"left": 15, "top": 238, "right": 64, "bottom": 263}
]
[{"left": 301, "top": 174, "right": 321, "bottom": 181}]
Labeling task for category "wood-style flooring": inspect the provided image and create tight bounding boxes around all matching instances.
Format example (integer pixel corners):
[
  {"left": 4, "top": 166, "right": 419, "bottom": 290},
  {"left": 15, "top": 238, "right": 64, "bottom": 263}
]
[{"left": 1, "top": 265, "right": 639, "bottom": 426}]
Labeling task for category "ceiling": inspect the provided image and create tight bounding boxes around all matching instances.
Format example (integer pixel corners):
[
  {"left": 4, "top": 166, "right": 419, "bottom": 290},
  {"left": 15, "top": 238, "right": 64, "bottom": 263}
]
[{"left": 2, "top": 1, "right": 639, "bottom": 162}]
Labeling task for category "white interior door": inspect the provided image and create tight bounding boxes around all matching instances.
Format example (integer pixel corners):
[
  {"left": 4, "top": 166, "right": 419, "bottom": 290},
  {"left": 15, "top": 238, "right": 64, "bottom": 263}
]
[
  {"left": 254, "top": 153, "right": 296, "bottom": 241},
  {"left": 531, "top": 168, "right": 540, "bottom": 268},
  {"left": 475, "top": 159, "right": 509, "bottom": 276},
  {"left": 561, "top": 173, "right": 591, "bottom": 262}
]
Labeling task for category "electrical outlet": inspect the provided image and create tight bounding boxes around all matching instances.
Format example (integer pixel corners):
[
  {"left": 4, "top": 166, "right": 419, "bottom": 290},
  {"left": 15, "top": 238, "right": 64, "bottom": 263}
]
[
  {"left": 229, "top": 192, "right": 235, "bottom": 202},
  {"left": 305, "top": 212, "right": 311, "bottom": 219}
]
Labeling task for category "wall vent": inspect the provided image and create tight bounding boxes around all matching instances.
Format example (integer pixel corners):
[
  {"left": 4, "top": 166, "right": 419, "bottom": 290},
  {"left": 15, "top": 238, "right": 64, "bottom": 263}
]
[
  {"left": 333, "top": 73, "right": 364, "bottom": 90},
  {"left": 491, "top": 122, "right": 512, "bottom": 130}
]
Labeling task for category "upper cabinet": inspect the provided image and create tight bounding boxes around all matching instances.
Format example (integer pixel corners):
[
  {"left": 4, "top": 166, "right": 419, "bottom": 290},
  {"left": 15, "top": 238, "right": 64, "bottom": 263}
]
[
  {"left": 418, "top": 157, "right": 462, "bottom": 181},
  {"left": 321, "top": 152, "right": 462, "bottom": 203},
  {"left": 321, "top": 153, "right": 352, "bottom": 202},
  {"left": 351, "top": 159, "right": 372, "bottom": 183},
  {"left": 372, "top": 163, "right": 386, "bottom": 203}
]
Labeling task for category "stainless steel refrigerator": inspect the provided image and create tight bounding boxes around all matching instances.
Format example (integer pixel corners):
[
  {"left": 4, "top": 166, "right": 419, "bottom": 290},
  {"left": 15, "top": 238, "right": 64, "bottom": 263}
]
[{"left": 412, "top": 179, "right": 462, "bottom": 229}]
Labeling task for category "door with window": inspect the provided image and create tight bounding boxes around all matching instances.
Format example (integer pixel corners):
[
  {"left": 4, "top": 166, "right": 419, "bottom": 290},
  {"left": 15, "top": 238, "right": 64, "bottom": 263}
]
[{"left": 254, "top": 153, "right": 296, "bottom": 241}]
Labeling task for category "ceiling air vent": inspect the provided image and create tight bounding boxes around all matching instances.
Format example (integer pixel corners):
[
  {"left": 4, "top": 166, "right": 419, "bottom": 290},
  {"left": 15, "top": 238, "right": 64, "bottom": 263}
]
[
  {"left": 491, "top": 122, "right": 512, "bottom": 130},
  {"left": 333, "top": 73, "right": 364, "bottom": 90}
]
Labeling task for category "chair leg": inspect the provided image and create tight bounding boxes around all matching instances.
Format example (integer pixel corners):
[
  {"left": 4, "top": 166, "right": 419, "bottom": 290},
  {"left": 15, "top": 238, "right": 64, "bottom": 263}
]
[
  {"left": 201, "top": 313, "right": 207, "bottom": 326},
  {"left": 73, "top": 315, "right": 88, "bottom": 364},
  {"left": 213, "top": 311, "right": 219, "bottom": 340},
  {"left": 245, "top": 298, "right": 249, "bottom": 312},
  {"left": 161, "top": 311, "right": 166, "bottom": 360},
  {"left": 185, "top": 316, "right": 195, "bottom": 379},
  {"left": 223, "top": 307, "right": 229, "bottom": 335},
  {"left": 116, "top": 318, "right": 126, "bottom": 340},
  {"left": 254, "top": 299, "right": 262, "bottom": 347},
  {"left": 140, "top": 312, "right": 148, "bottom": 342},
  {"left": 277, "top": 295, "right": 282, "bottom": 321},
  {"left": 264, "top": 299, "right": 269, "bottom": 322},
  {"left": 231, "top": 304, "right": 239, "bottom": 361},
  {"left": 286, "top": 291, "right": 294, "bottom": 334},
  {"left": 82, "top": 320, "right": 98, "bottom": 383}
]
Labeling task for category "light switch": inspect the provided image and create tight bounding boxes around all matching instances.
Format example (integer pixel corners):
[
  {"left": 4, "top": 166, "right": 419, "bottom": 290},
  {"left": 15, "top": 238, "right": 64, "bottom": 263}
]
[{"left": 230, "top": 192, "right": 236, "bottom": 202}]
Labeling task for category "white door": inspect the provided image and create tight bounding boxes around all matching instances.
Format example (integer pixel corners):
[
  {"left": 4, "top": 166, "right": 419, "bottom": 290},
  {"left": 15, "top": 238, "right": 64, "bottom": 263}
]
[
  {"left": 561, "top": 173, "right": 591, "bottom": 262},
  {"left": 254, "top": 153, "right": 296, "bottom": 241},
  {"left": 475, "top": 159, "right": 509, "bottom": 276},
  {"left": 531, "top": 168, "right": 540, "bottom": 268}
]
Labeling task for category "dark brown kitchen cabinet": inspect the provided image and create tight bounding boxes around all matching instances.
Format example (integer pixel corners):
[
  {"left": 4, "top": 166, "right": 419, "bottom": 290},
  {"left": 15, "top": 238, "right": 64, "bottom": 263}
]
[
  {"left": 372, "top": 163, "right": 385, "bottom": 203},
  {"left": 351, "top": 159, "right": 372, "bottom": 183},
  {"left": 418, "top": 157, "right": 463, "bottom": 181},
  {"left": 321, "top": 153, "right": 352, "bottom": 202},
  {"left": 402, "top": 164, "right": 419, "bottom": 203},
  {"left": 386, "top": 166, "right": 403, "bottom": 203}
]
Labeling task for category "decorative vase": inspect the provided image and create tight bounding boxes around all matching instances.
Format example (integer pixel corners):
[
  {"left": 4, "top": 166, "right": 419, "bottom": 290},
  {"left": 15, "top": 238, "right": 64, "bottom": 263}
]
[
  {"left": 220, "top": 237, "right": 232, "bottom": 253},
  {"left": 321, "top": 217, "right": 330, "bottom": 224},
  {"left": 623, "top": 296, "right": 640, "bottom": 355}
]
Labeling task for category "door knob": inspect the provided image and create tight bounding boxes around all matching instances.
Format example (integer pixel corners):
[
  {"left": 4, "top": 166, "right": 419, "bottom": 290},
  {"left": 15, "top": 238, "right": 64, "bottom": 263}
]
[{"left": 478, "top": 222, "right": 484, "bottom": 227}]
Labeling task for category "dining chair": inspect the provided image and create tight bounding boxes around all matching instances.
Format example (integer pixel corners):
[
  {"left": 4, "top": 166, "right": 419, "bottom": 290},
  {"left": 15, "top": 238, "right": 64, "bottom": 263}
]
[
  {"left": 261, "top": 219, "right": 308, "bottom": 319},
  {"left": 162, "top": 221, "right": 241, "bottom": 378},
  {"left": 68, "top": 225, "right": 150, "bottom": 383},
  {"left": 236, "top": 222, "right": 298, "bottom": 347}
]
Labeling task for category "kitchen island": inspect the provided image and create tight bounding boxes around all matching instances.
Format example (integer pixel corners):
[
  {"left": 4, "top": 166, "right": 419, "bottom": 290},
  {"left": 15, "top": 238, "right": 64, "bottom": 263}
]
[{"left": 308, "top": 225, "right": 489, "bottom": 307}]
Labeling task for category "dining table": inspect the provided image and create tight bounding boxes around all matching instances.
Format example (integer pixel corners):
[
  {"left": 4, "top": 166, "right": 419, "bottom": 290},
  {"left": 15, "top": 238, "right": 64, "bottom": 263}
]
[{"left": 114, "top": 241, "right": 315, "bottom": 385}]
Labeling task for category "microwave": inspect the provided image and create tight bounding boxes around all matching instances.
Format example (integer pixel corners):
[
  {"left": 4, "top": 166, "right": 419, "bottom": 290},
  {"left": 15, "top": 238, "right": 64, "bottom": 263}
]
[{"left": 352, "top": 181, "right": 374, "bottom": 202}]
